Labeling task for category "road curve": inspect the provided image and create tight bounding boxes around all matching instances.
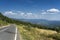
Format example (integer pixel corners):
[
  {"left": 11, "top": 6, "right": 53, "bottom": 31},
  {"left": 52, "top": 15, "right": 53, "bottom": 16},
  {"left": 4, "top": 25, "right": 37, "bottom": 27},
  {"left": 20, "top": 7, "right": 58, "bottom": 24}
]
[{"left": 0, "top": 24, "right": 20, "bottom": 40}]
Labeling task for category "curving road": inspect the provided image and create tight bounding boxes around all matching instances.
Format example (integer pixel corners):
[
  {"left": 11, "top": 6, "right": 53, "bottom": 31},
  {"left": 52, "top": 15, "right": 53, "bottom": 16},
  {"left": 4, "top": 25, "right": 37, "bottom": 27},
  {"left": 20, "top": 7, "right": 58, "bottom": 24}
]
[{"left": 0, "top": 24, "right": 20, "bottom": 40}]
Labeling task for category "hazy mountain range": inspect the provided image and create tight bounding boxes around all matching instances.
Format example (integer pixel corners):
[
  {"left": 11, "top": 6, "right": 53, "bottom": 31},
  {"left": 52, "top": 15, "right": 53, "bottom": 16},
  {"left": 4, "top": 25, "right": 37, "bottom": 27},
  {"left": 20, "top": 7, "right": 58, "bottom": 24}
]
[{"left": 17, "top": 19, "right": 60, "bottom": 27}]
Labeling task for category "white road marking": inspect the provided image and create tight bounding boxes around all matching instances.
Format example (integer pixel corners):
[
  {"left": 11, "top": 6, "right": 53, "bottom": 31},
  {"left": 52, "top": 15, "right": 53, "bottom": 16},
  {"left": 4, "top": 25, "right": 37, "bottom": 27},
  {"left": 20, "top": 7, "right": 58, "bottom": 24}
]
[{"left": 14, "top": 27, "right": 17, "bottom": 40}]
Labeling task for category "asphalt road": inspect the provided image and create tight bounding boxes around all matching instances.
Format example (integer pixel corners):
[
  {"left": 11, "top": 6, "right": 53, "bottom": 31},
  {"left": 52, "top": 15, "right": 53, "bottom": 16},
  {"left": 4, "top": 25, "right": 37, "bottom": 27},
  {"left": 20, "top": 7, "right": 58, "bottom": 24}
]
[{"left": 0, "top": 24, "right": 20, "bottom": 40}]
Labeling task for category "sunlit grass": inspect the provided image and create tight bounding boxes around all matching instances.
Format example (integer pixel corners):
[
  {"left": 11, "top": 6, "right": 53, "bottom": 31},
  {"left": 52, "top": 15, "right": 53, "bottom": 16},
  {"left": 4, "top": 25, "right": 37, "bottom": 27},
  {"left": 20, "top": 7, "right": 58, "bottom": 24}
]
[
  {"left": 17, "top": 24, "right": 60, "bottom": 40},
  {"left": 0, "top": 20, "right": 8, "bottom": 27}
]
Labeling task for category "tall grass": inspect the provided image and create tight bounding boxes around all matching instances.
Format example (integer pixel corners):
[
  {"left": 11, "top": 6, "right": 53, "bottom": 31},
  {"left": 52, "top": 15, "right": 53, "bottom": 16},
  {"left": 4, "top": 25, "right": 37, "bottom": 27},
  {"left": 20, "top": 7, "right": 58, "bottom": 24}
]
[{"left": 17, "top": 24, "right": 60, "bottom": 40}]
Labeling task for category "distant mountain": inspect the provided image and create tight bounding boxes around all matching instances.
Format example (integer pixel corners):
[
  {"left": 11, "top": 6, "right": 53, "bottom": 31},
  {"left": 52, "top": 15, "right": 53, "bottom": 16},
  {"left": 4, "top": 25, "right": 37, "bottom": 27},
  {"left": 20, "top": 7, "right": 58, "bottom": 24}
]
[{"left": 18, "top": 19, "right": 60, "bottom": 27}]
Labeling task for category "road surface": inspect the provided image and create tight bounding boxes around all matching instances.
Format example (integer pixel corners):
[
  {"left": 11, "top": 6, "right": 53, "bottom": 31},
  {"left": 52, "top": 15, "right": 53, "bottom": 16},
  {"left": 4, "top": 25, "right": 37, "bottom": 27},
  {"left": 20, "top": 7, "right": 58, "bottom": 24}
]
[{"left": 0, "top": 24, "right": 20, "bottom": 40}]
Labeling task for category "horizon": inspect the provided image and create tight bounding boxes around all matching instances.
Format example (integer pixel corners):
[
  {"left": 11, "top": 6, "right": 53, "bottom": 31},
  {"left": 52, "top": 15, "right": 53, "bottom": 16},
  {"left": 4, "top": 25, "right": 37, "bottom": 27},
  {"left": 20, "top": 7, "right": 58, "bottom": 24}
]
[{"left": 0, "top": 0, "right": 60, "bottom": 21}]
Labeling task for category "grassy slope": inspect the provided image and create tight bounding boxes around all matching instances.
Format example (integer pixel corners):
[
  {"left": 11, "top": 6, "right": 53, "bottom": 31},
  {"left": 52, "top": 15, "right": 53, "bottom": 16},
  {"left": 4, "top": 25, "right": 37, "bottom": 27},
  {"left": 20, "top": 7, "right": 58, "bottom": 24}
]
[
  {"left": 17, "top": 24, "right": 60, "bottom": 40},
  {"left": 0, "top": 20, "right": 8, "bottom": 27}
]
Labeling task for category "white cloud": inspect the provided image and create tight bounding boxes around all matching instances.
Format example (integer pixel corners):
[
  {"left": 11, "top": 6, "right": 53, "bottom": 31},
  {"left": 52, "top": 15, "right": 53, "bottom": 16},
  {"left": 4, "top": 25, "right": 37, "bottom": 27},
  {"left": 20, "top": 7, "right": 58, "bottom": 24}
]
[
  {"left": 20, "top": 12, "right": 25, "bottom": 16},
  {"left": 26, "top": 13, "right": 32, "bottom": 16},
  {"left": 4, "top": 11, "right": 16, "bottom": 15},
  {"left": 41, "top": 8, "right": 60, "bottom": 14},
  {"left": 41, "top": 12, "right": 47, "bottom": 14},
  {"left": 3, "top": 9, "right": 60, "bottom": 20},
  {"left": 4, "top": 11, "right": 40, "bottom": 19},
  {"left": 47, "top": 8, "right": 60, "bottom": 13}
]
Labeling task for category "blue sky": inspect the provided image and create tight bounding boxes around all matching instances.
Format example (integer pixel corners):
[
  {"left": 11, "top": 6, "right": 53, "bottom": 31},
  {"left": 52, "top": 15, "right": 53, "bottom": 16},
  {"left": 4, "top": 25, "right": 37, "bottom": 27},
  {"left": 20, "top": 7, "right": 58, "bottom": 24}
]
[{"left": 0, "top": 0, "right": 60, "bottom": 20}]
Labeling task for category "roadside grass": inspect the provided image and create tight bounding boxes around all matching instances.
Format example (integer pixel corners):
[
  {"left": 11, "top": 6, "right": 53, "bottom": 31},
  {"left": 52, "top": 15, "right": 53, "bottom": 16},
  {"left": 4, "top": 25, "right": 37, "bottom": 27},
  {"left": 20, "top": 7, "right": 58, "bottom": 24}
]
[
  {"left": 17, "top": 24, "right": 60, "bottom": 40},
  {"left": 0, "top": 20, "right": 8, "bottom": 27}
]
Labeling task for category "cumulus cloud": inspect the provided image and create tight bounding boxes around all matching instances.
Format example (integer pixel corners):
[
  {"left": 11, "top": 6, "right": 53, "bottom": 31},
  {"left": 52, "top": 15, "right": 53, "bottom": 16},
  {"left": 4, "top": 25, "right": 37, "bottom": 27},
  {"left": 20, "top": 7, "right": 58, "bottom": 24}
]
[
  {"left": 41, "top": 8, "right": 60, "bottom": 14},
  {"left": 4, "top": 11, "right": 40, "bottom": 19},
  {"left": 26, "top": 13, "right": 32, "bottom": 16},
  {"left": 4, "top": 11, "right": 16, "bottom": 15},
  {"left": 20, "top": 13, "right": 25, "bottom": 16},
  {"left": 47, "top": 8, "right": 60, "bottom": 13},
  {"left": 3, "top": 8, "right": 60, "bottom": 20},
  {"left": 41, "top": 12, "right": 47, "bottom": 14}
]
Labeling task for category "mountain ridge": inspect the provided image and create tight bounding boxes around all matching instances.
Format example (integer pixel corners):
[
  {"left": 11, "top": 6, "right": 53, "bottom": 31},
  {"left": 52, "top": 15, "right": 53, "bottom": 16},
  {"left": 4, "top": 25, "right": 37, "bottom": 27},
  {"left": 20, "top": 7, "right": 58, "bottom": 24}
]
[{"left": 15, "top": 19, "right": 60, "bottom": 27}]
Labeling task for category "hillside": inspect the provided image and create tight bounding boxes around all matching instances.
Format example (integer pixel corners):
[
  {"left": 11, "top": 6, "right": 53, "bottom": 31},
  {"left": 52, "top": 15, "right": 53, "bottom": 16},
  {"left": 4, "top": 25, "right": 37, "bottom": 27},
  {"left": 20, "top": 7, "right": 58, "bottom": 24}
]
[
  {"left": 0, "top": 13, "right": 60, "bottom": 40},
  {"left": 17, "top": 25, "right": 60, "bottom": 40},
  {"left": 0, "top": 13, "right": 8, "bottom": 26}
]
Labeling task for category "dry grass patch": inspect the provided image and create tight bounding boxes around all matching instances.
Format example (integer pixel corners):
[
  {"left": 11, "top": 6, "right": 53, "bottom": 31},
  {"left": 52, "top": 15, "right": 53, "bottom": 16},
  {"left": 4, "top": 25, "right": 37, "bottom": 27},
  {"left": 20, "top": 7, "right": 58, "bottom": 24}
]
[
  {"left": 17, "top": 25, "right": 60, "bottom": 40},
  {"left": 35, "top": 28, "right": 57, "bottom": 35}
]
